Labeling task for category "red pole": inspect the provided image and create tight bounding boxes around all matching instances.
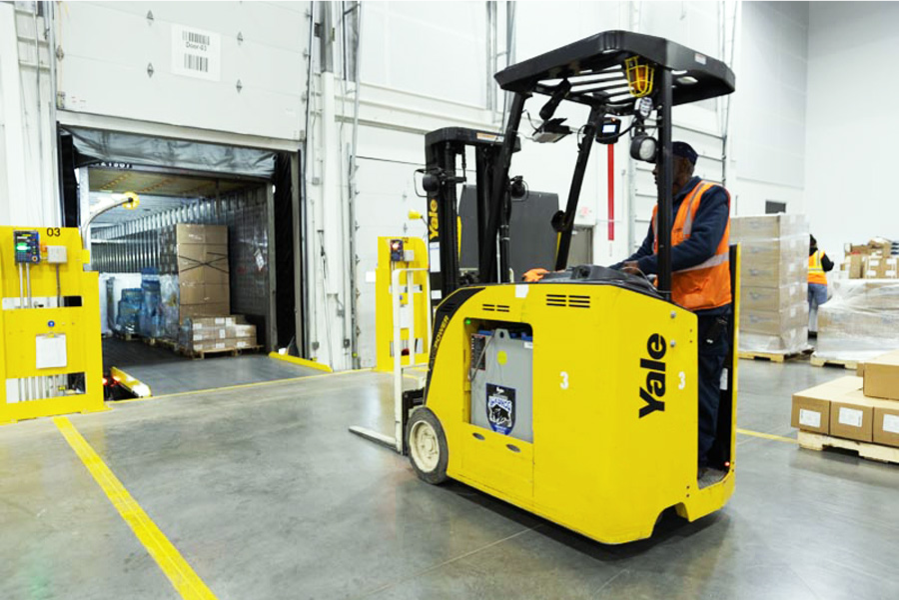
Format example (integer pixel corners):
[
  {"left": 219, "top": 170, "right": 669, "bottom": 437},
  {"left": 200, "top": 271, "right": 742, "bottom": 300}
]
[{"left": 607, "top": 144, "right": 615, "bottom": 240}]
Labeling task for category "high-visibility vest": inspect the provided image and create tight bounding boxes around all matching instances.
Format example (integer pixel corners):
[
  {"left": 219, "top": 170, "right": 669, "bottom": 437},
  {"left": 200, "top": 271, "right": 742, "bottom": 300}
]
[
  {"left": 808, "top": 251, "right": 827, "bottom": 285},
  {"left": 651, "top": 180, "right": 732, "bottom": 311}
]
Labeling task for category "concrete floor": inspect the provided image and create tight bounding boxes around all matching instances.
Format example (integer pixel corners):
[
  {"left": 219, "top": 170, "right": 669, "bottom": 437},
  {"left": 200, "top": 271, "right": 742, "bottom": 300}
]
[{"left": 0, "top": 360, "right": 896, "bottom": 599}]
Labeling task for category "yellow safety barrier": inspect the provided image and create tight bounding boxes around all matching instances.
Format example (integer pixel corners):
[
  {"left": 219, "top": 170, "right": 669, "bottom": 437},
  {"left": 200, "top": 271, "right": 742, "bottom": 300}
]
[{"left": 0, "top": 227, "right": 106, "bottom": 424}]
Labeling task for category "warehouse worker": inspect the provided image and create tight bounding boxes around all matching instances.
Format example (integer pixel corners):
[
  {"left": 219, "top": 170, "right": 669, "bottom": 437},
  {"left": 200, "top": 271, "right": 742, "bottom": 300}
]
[
  {"left": 807, "top": 234, "right": 834, "bottom": 338},
  {"left": 611, "top": 142, "right": 731, "bottom": 473}
]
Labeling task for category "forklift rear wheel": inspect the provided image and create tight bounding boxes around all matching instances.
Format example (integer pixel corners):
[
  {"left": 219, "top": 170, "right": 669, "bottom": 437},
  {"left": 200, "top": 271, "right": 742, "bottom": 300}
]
[{"left": 407, "top": 408, "right": 448, "bottom": 484}]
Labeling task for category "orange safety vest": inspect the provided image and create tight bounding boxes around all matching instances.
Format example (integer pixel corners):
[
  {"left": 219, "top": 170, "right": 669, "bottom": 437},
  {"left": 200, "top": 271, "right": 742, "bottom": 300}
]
[
  {"left": 651, "top": 180, "right": 732, "bottom": 311},
  {"left": 808, "top": 251, "right": 827, "bottom": 285}
]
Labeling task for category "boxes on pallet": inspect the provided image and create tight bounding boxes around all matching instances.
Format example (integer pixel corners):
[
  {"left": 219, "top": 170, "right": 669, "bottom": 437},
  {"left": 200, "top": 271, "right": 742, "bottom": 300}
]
[
  {"left": 791, "top": 375, "right": 862, "bottom": 435},
  {"left": 731, "top": 214, "right": 809, "bottom": 355},
  {"left": 841, "top": 237, "right": 897, "bottom": 280},
  {"left": 180, "top": 315, "right": 257, "bottom": 353},
  {"left": 158, "top": 224, "right": 231, "bottom": 340},
  {"left": 791, "top": 375, "right": 900, "bottom": 448}
]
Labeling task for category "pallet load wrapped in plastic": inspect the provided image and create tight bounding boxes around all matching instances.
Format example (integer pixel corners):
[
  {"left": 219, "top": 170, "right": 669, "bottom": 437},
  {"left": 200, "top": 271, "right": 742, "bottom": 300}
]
[
  {"left": 138, "top": 269, "right": 163, "bottom": 338},
  {"left": 814, "top": 278, "right": 899, "bottom": 365},
  {"left": 116, "top": 288, "right": 142, "bottom": 334},
  {"left": 158, "top": 274, "right": 181, "bottom": 341},
  {"left": 179, "top": 315, "right": 257, "bottom": 355},
  {"left": 730, "top": 214, "right": 809, "bottom": 355}
]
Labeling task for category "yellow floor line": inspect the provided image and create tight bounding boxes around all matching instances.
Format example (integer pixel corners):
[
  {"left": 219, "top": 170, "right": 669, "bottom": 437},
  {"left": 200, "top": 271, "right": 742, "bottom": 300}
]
[
  {"left": 111, "top": 368, "right": 374, "bottom": 404},
  {"left": 736, "top": 428, "right": 798, "bottom": 444},
  {"left": 53, "top": 417, "right": 218, "bottom": 599}
]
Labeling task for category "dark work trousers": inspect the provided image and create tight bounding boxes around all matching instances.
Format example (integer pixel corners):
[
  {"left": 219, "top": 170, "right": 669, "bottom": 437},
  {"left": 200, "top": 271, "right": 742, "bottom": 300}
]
[{"left": 697, "top": 312, "right": 730, "bottom": 466}]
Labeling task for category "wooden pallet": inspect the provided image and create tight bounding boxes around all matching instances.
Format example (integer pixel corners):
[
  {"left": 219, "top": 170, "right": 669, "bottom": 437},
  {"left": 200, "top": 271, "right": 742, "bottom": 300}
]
[
  {"left": 143, "top": 336, "right": 177, "bottom": 351},
  {"left": 738, "top": 348, "right": 812, "bottom": 363},
  {"left": 809, "top": 356, "right": 858, "bottom": 370},
  {"left": 798, "top": 431, "right": 898, "bottom": 464},
  {"left": 180, "top": 345, "right": 261, "bottom": 360}
]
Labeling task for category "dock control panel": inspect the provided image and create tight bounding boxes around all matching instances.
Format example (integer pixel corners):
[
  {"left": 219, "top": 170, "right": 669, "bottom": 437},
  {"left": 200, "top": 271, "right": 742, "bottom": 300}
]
[{"left": 13, "top": 230, "right": 40, "bottom": 264}]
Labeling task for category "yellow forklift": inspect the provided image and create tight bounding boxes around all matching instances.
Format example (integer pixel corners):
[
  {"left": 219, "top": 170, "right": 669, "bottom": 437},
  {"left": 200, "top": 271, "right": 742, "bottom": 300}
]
[{"left": 402, "top": 31, "right": 738, "bottom": 544}]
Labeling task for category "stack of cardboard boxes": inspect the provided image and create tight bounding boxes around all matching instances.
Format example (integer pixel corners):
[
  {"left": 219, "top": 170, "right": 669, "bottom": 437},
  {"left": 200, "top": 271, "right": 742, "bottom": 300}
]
[
  {"left": 159, "top": 224, "right": 231, "bottom": 322},
  {"left": 731, "top": 214, "right": 809, "bottom": 354},
  {"left": 841, "top": 238, "right": 898, "bottom": 279},
  {"left": 792, "top": 350, "right": 899, "bottom": 448},
  {"left": 180, "top": 316, "right": 258, "bottom": 354}
]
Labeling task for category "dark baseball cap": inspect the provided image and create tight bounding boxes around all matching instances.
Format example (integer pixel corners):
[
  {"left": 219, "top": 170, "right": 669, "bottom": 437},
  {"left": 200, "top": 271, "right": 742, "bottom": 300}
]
[{"left": 672, "top": 141, "right": 698, "bottom": 165}]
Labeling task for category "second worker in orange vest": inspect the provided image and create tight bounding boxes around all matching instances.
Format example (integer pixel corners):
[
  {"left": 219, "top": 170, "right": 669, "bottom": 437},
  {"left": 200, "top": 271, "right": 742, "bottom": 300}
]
[{"left": 611, "top": 141, "right": 732, "bottom": 473}]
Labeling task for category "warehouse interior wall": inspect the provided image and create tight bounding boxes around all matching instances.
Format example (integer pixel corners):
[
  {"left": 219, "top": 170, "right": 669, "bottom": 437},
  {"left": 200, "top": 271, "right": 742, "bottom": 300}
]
[
  {"left": 805, "top": 1, "right": 900, "bottom": 261},
  {"left": 731, "top": 1, "right": 809, "bottom": 217}
]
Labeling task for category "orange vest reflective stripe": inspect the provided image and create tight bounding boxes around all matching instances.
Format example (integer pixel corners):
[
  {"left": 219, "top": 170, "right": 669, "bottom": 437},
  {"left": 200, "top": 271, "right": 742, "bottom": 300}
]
[
  {"left": 651, "top": 180, "right": 732, "bottom": 311},
  {"left": 808, "top": 251, "right": 827, "bottom": 285}
]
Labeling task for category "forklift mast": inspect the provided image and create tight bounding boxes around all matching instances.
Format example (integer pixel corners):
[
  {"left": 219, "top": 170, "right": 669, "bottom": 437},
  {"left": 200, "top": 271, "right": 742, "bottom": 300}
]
[
  {"left": 425, "top": 30, "right": 734, "bottom": 302},
  {"left": 423, "top": 127, "right": 520, "bottom": 301}
]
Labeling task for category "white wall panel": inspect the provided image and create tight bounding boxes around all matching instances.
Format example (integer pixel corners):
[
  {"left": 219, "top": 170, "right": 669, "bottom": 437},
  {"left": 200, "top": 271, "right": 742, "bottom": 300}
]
[
  {"left": 805, "top": 1, "right": 899, "bottom": 259},
  {"left": 360, "top": 1, "right": 487, "bottom": 107},
  {"left": 56, "top": 1, "right": 308, "bottom": 140}
]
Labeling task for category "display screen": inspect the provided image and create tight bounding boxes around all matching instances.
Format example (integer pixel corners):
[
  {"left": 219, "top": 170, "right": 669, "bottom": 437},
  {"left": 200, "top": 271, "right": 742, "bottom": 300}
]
[{"left": 602, "top": 123, "right": 619, "bottom": 134}]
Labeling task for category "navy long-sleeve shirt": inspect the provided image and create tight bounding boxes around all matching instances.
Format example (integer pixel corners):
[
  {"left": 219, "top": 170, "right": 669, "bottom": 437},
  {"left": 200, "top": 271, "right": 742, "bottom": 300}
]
[{"left": 612, "top": 176, "right": 730, "bottom": 315}]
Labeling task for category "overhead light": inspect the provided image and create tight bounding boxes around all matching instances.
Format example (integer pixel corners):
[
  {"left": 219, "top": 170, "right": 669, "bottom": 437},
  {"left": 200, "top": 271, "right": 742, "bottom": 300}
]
[
  {"left": 677, "top": 75, "right": 699, "bottom": 85},
  {"left": 630, "top": 134, "right": 658, "bottom": 163}
]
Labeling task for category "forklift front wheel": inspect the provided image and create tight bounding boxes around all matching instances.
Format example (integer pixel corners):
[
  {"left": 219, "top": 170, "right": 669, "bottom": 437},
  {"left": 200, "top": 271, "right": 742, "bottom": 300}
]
[{"left": 407, "top": 408, "right": 449, "bottom": 484}]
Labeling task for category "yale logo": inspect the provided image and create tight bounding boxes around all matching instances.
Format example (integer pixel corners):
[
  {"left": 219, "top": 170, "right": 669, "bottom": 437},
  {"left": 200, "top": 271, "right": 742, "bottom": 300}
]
[
  {"left": 639, "top": 333, "right": 666, "bottom": 418},
  {"left": 428, "top": 199, "right": 439, "bottom": 240}
]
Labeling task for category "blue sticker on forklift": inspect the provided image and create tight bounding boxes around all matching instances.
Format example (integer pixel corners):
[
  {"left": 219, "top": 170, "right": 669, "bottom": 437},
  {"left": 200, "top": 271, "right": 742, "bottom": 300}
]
[{"left": 486, "top": 384, "right": 515, "bottom": 435}]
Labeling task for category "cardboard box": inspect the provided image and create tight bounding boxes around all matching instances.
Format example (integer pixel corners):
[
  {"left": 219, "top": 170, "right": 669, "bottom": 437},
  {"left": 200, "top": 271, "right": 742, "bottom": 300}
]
[
  {"left": 180, "top": 303, "right": 231, "bottom": 321},
  {"left": 176, "top": 244, "right": 230, "bottom": 284},
  {"left": 868, "top": 237, "right": 892, "bottom": 257},
  {"left": 175, "top": 223, "right": 228, "bottom": 246},
  {"left": 179, "top": 283, "right": 230, "bottom": 305},
  {"left": 862, "top": 350, "right": 899, "bottom": 400},
  {"left": 189, "top": 316, "right": 238, "bottom": 329},
  {"left": 741, "top": 283, "right": 806, "bottom": 313},
  {"left": 791, "top": 376, "right": 864, "bottom": 435},
  {"left": 873, "top": 401, "right": 899, "bottom": 447},
  {"left": 731, "top": 214, "right": 807, "bottom": 240},
  {"left": 829, "top": 388, "right": 874, "bottom": 442},
  {"left": 842, "top": 253, "right": 864, "bottom": 279},
  {"left": 234, "top": 324, "right": 257, "bottom": 338},
  {"left": 740, "top": 305, "right": 808, "bottom": 336}
]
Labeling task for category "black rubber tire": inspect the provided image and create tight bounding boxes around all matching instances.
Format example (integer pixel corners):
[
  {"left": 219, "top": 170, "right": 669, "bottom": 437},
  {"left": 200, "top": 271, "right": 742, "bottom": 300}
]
[{"left": 406, "top": 407, "right": 449, "bottom": 485}]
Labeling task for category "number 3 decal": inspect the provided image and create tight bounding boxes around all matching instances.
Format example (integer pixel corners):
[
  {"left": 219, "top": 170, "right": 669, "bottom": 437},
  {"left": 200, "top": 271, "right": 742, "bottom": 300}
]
[
  {"left": 679, "top": 371, "right": 686, "bottom": 390},
  {"left": 560, "top": 371, "right": 569, "bottom": 390},
  {"left": 46, "top": 227, "right": 61, "bottom": 237}
]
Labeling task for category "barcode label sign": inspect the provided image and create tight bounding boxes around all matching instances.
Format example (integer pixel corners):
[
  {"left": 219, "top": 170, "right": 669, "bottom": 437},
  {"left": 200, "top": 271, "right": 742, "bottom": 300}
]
[
  {"left": 183, "top": 31, "right": 210, "bottom": 46},
  {"left": 184, "top": 54, "right": 208, "bottom": 72},
  {"left": 172, "top": 24, "right": 220, "bottom": 81}
]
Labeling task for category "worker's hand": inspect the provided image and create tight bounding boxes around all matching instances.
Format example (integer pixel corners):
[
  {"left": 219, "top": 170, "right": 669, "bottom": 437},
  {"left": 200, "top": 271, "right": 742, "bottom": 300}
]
[
  {"left": 523, "top": 268, "right": 549, "bottom": 282},
  {"left": 622, "top": 261, "right": 641, "bottom": 275}
]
